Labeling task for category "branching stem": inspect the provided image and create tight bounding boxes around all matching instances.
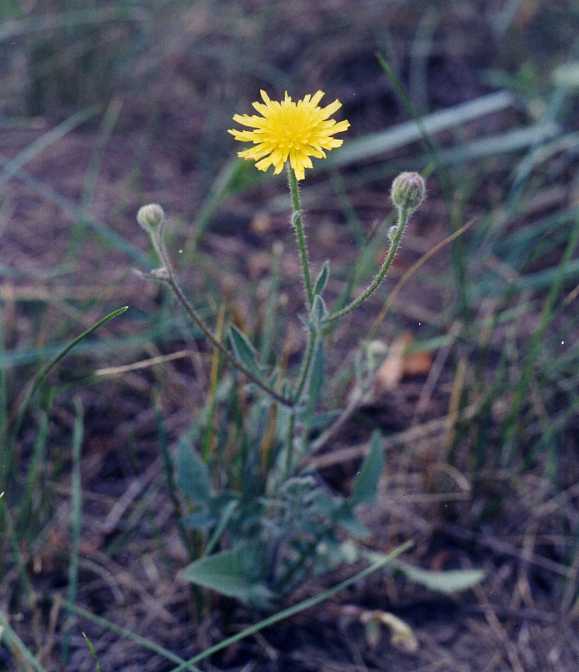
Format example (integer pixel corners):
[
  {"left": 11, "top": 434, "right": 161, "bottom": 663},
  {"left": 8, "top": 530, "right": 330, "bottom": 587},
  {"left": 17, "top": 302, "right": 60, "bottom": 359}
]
[
  {"left": 324, "top": 206, "right": 412, "bottom": 324},
  {"left": 154, "top": 225, "right": 294, "bottom": 408}
]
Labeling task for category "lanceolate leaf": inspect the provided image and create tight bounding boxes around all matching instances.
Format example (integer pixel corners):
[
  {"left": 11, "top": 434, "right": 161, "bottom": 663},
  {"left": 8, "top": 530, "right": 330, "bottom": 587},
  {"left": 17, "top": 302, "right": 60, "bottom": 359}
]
[
  {"left": 175, "top": 441, "right": 212, "bottom": 503},
  {"left": 313, "top": 260, "right": 331, "bottom": 296},
  {"left": 228, "top": 325, "right": 261, "bottom": 376},
  {"left": 350, "top": 431, "right": 384, "bottom": 506}
]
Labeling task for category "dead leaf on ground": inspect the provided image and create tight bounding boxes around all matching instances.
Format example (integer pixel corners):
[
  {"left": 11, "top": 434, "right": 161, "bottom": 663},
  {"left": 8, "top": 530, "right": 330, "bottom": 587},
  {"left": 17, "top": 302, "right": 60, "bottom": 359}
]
[{"left": 375, "top": 332, "right": 432, "bottom": 392}]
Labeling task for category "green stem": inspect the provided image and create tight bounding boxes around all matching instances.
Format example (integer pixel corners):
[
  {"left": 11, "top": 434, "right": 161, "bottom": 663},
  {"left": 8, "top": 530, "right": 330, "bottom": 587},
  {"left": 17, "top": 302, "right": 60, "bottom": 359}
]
[
  {"left": 285, "top": 411, "right": 296, "bottom": 478},
  {"left": 294, "top": 328, "right": 317, "bottom": 403},
  {"left": 324, "top": 206, "right": 411, "bottom": 324},
  {"left": 155, "top": 227, "right": 294, "bottom": 408},
  {"left": 287, "top": 164, "right": 314, "bottom": 310}
]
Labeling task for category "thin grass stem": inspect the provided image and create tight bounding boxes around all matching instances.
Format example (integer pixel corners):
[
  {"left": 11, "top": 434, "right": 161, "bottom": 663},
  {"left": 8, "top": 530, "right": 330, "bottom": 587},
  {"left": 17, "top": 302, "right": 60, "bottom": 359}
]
[{"left": 61, "top": 399, "right": 84, "bottom": 664}]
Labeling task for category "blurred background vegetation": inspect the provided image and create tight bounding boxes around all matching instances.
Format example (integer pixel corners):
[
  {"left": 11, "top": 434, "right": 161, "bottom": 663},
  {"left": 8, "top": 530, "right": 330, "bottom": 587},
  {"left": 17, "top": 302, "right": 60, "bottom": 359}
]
[{"left": 1, "top": 1, "right": 578, "bottom": 670}]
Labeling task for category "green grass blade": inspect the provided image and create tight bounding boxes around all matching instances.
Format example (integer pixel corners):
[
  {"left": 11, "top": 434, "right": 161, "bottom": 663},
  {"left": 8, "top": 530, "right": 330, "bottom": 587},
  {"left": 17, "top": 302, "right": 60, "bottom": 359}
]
[
  {"left": 12, "top": 167, "right": 148, "bottom": 264},
  {"left": 502, "top": 215, "right": 579, "bottom": 463},
  {"left": 0, "top": 109, "right": 97, "bottom": 189},
  {"left": 0, "top": 610, "right": 46, "bottom": 672},
  {"left": 68, "top": 98, "right": 124, "bottom": 259},
  {"left": 61, "top": 601, "right": 200, "bottom": 671},
  {"left": 0, "top": 302, "right": 7, "bottom": 488},
  {"left": 15, "top": 306, "right": 129, "bottom": 430},
  {"left": 17, "top": 412, "right": 49, "bottom": 537},
  {"left": 61, "top": 398, "right": 85, "bottom": 664},
  {"left": 81, "top": 632, "right": 103, "bottom": 672},
  {"left": 187, "top": 158, "right": 245, "bottom": 255}
]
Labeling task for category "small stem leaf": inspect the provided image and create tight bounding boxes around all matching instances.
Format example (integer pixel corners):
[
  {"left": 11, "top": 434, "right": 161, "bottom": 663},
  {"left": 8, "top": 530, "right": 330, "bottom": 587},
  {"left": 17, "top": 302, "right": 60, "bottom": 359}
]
[
  {"left": 313, "top": 260, "right": 331, "bottom": 296},
  {"left": 350, "top": 431, "right": 385, "bottom": 506},
  {"left": 228, "top": 325, "right": 261, "bottom": 377}
]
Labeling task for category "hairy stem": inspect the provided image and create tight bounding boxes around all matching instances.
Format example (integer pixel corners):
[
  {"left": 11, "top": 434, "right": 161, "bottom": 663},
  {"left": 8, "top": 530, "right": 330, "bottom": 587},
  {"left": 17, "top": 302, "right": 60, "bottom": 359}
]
[
  {"left": 287, "top": 164, "right": 314, "bottom": 310},
  {"left": 294, "top": 328, "right": 317, "bottom": 403},
  {"left": 155, "top": 226, "right": 294, "bottom": 408},
  {"left": 324, "top": 206, "right": 412, "bottom": 324},
  {"left": 285, "top": 411, "right": 296, "bottom": 478}
]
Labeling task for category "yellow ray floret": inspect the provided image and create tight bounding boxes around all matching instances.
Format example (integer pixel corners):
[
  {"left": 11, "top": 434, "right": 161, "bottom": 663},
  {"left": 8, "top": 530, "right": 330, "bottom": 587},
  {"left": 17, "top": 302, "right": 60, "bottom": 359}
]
[{"left": 228, "top": 90, "right": 350, "bottom": 180}]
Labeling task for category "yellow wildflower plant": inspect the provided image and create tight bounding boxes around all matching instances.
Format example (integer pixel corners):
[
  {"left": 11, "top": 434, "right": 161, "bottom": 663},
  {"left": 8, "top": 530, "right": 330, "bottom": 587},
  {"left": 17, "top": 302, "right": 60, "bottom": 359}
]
[{"left": 228, "top": 90, "right": 350, "bottom": 180}]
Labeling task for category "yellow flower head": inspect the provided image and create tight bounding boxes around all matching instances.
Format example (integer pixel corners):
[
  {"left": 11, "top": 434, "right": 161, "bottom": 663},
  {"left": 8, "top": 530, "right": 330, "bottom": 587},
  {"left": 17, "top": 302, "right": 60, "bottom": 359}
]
[{"left": 228, "top": 90, "right": 350, "bottom": 180}]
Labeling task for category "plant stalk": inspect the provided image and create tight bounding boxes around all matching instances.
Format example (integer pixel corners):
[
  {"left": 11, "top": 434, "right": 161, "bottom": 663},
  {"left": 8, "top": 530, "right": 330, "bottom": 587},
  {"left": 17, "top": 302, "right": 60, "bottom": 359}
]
[
  {"left": 294, "top": 328, "right": 317, "bottom": 403},
  {"left": 155, "top": 228, "right": 294, "bottom": 408},
  {"left": 287, "top": 164, "right": 314, "bottom": 310},
  {"left": 324, "top": 206, "right": 411, "bottom": 324}
]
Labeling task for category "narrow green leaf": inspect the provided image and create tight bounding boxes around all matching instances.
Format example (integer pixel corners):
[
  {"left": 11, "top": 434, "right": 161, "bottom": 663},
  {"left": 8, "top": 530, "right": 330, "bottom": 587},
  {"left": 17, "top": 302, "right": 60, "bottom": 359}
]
[
  {"left": 15, "top": 306, "right": 129, "bottom": 431},
  {"left": 81, "top": 633, "right": 103, "bottom": 672},
  {"left": 189, "top": 158, "right": 247, "bottom": 253},
  {"left": 0, "top": 610, "right": 46, "bottom": 672},
  {"left": 63, "top": 601, "right": 197, "bottom": 670},
  {"left": 62, "top": 399, "right": 84, "bottom": 663},
  {"left": 175, "top": 442, "right": 212, "bottom": 503},
  {"left": 228, "top": 325, "right": 261, "bottom": 377},
  {"left": 350, "top": 431, "right": 384, "bottom": 506},
  {"left": 204, "top": 499, "right": 239, "bottom": 556},
  {"left": 0, "top": 109, "right": 97, "bottom": 190},
  {"left": 313, "top": 260, "right": 331, "bottom": 296}
]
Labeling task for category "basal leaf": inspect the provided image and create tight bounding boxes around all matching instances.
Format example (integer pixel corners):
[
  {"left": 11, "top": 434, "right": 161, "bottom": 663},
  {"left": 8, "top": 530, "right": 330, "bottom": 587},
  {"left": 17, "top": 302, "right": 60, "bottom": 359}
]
[{"left": 179, "top": 544, "right": 272, "bottom": 605}]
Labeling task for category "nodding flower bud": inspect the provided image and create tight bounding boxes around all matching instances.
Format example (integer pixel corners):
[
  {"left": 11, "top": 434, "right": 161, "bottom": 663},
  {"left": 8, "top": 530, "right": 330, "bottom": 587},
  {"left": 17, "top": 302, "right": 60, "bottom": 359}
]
[
  {"left": 391, "top": 172, "right": 426, "bottom": 213},
  {"left": 137, "top": 203, "right": 165, "bottom": 231}
]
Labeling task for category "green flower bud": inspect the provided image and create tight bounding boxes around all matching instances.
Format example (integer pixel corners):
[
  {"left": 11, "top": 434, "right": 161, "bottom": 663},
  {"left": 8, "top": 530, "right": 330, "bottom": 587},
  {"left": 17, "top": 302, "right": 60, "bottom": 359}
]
[
  {"left": 390, "top": 172, "right": 426, "bottom": 212},
  {"left": 137, "top": 203, "right": 165, "bottom": 231}
]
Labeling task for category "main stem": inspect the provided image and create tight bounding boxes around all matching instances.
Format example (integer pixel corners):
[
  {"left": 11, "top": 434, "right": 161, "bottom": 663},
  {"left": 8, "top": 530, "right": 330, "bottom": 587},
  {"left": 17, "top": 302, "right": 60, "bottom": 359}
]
[
  {"left": 293, "top": 328, "right": 317, "bottom": 403},
  {"left": 287, "top": 164, "right": 314, "bottom": 310},
  {"left": 324, "top": 206, "right": 411, "bottom": 324}
]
